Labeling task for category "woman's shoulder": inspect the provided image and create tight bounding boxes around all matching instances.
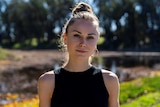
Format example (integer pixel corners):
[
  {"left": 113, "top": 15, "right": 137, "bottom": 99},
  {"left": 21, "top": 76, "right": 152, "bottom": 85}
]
[
  {"left": 38, "top": 70, "right": 56, "bottom": 100},
  {"left": 101, "top": 69, "right": 119, "bottom": 83},
  {"left": 38, "top": 70, "right": 55, "bottom": 84},
  {"left": 101, "top": 69, "right": 120, "bottom": 104}
]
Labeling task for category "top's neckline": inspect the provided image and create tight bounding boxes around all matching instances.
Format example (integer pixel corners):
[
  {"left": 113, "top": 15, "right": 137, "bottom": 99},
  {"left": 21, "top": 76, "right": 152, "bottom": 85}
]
[{"left": 61, "top": 66, "right": 95, "bottom": 75}]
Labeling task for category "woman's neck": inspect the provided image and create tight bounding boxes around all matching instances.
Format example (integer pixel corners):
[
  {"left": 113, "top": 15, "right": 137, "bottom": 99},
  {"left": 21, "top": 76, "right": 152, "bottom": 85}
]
[{"left": 64, "top": 58, "right": 92, "bottom": 72}]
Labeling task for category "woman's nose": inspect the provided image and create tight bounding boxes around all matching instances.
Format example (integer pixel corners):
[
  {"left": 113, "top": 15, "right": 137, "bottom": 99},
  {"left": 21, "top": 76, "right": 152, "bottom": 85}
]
[{"left": 80, "top": 38, "right": 87, "bottom": 47}]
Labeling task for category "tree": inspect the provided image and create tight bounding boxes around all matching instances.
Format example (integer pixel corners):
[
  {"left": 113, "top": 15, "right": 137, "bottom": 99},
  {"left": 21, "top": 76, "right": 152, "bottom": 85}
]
[
  {"left": 1, "top": 0, "right": 75, "bottom": 49},
  {"left": 94, "top": 0, "right": 160, "bottom": 51},
  {"left": 0, "top": 0, "right": 7, "bottom": 46},
  {"left": 2, "top": 0, "right": 48, "bottom": 47},
  {"left": 43, "top": 0, "right": 75, "bottom": 48}
]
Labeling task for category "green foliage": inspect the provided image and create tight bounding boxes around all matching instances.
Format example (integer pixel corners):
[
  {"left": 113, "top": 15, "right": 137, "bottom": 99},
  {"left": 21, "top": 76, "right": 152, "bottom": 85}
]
[
  {"left": 97, "top": 36, "right": 105, "bottom": 45},
  {"left": 31, "top": 38, "right": 38, "bottom": 47},
  {"left": 12, "top": 43, "right": 22, "bottom": 49},
  {"left": 92, "top": 56, "right": 104, "bottom": 67},
  {"left": 0, "top": 47, "right": 8, "bottom": 60},
  {"left": 0, "top": 47, "right": 22, "bottom": 60},
  {"left": 121, "top": 92, "right": 160, "bottom": 107},
  {"left": 120, "top": 76, "right": 160, "bottom": 106}
]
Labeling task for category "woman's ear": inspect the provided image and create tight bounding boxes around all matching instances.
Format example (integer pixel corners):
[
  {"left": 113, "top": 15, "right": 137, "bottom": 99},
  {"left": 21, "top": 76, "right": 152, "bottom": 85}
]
[{"left": 63, "top": 33, "right": 67, "bottom": 45}]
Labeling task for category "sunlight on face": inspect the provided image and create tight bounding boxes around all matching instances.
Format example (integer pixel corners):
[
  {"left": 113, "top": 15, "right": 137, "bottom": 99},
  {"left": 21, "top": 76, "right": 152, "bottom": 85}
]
[{"left": 64, "top": 19, "right": 99, "bottom": 59}]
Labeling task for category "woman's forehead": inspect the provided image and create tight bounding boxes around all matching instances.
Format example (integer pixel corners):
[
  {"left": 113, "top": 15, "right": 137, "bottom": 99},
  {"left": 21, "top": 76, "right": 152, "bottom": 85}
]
[
  {"left": 71, "top": 19, "right": 98, "bottom": 29},
  {"left": 69, "top": 20, "right": 98, "bottom": 34}
]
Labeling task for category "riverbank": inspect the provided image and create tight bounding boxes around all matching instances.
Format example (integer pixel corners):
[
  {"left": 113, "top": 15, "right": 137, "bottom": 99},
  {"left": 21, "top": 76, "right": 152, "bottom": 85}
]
[{"left": 0, "top": 49, "right": 160, "bottom": 94}]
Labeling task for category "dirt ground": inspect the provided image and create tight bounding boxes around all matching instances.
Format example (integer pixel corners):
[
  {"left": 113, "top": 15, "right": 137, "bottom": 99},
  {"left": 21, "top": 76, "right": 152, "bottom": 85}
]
[
  {"left": 0, "top": 49, "right": 61, "bottom": 71},
  {"left": 0, "top": 50, "right": 62, "bottom": 93}
]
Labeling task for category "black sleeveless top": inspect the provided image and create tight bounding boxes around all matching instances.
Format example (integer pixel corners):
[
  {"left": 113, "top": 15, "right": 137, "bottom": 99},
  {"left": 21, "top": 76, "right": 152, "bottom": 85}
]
[{"left": 51, "top": 66, "right": 109, "bottom": 107}]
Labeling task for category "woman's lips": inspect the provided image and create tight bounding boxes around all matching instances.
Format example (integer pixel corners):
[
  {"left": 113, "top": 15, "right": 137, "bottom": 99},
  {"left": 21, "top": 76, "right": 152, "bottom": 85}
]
[{"left": 76, "top": 50, "right": 87, "bottom": 53}]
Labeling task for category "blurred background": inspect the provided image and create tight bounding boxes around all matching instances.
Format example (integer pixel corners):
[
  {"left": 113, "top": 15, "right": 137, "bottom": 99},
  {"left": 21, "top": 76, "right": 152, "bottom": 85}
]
[{"left": 0, "top": 0, "right": 160, "bottom": 107}]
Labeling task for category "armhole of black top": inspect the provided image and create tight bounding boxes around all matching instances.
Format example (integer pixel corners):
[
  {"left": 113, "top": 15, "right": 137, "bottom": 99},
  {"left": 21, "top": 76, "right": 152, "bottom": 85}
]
[{"left": 51, "top": 68, "right": 61, "bottom": 102}]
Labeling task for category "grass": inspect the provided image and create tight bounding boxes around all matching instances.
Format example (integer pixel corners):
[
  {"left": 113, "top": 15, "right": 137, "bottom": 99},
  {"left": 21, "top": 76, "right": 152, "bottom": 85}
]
[
  {"left": 120, "top": 75, "right": 160, "bottom": 107},
  {"left": 0, "top": 48, "right": 10, "bottom": 60},
  {"left": 121, "top": 92, "right": 160, "bottom": 107},
  {"left": 0, "top": 48, "right": 21, "bottom": 61}
]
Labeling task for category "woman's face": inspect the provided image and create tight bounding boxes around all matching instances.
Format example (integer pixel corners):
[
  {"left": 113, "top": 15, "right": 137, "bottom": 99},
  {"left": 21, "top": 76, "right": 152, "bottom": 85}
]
[{"left": 64, "top": 19, "right": 99, "bottom": 60}]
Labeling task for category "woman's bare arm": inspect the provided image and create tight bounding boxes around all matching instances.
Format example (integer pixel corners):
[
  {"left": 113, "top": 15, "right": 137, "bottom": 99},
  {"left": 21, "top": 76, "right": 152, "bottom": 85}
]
[
  {"left": 102, "top": 69, "right": 120, "bottom": 107},
  {"left": 38, "top": 71, "right": 55, "bottom": 107}
]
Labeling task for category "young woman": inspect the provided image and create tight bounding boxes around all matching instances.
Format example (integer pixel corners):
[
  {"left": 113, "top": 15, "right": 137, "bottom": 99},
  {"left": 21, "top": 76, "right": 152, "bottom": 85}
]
[{"left": 38, "top": 2, "right": 120, "bottom": 107}]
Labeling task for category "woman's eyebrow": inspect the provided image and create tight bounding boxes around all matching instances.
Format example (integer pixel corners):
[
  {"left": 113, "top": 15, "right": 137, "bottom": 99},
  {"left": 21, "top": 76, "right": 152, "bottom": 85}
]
[
  {"left": 73, "top": 30, "right": 81, "bottom": 34},
  {"left": 73, "top": 30, "right": 96, "bottom": 36}
]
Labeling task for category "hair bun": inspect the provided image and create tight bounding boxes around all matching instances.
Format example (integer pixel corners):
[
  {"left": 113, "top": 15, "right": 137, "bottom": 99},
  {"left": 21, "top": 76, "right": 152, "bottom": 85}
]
[{"left": 72, "top": 2, "right": 93, "bottom": 15}]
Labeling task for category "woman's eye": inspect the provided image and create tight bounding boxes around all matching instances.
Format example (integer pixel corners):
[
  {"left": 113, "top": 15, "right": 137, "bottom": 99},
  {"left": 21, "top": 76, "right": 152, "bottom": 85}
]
[
  {"left": 73, "top": 34, "right": 80, "bottom": 37},
  {"left": 87, "top": 36, "right": 94, "bottom": 39}
]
